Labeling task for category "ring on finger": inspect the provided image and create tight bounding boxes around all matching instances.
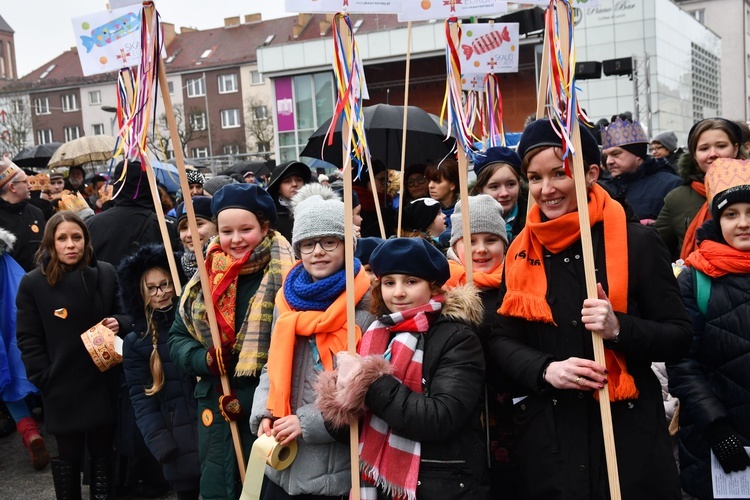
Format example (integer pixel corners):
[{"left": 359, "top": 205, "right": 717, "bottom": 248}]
[{"left": 575, "top": 376, "right": 582, "bottom": 385}]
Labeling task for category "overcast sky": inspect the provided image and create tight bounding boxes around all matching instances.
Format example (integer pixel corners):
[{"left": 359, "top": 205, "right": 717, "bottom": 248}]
[{"left": 3, "top": 1, "right": 293, "bottom": 77}]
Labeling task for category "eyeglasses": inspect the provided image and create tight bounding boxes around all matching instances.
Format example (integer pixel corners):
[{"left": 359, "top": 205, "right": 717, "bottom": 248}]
[
  {"left": 11, "top": 179, "right": 29, "bottom": 185},
  {"left": 146, "top": 282, "right": 174, "bottom": 296},
  {"left": 407, "top": 176, "right": 427, "bottom": 187},
  {"left": 298, "top": 238, "right": 340, "bottom": 255}
]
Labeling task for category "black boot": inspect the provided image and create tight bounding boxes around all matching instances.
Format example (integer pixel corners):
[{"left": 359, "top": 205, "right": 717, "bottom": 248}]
[
  {"left": 89, "top": 457, "right": 112, "bottom": 500},
  {"left": 51, "top": 458, "right": 82, "bottom": 500}
]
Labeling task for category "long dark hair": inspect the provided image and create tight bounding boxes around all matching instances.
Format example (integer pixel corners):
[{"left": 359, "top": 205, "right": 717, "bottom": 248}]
[{"left": 36, "top": 211, "right": 93, "bottom": 286}]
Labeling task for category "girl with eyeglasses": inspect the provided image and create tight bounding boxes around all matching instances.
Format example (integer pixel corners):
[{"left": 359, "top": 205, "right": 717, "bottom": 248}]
[
  {"left": 250, "top": 184, "right": 375, "bottom": 499},
  {"left": 119, "top": 244, "right": 200, "bottom": 500},
  {"left": 169, "top": 184, "right": 296, "bottom": 500}
]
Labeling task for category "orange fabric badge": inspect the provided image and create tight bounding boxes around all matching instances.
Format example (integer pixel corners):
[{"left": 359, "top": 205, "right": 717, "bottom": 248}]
[
  {"left": 54, "top": 308, "right": 68, "bottom": 319},
  {"left": 202, "top": 408, "right": 213, "bottom": 427}
]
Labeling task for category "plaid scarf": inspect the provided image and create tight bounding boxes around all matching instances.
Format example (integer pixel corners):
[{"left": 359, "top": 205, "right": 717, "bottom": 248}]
[
  {"left": 358, "top": 298, "right": 443, "bottom": 500},
  {"left": 178, "top": 232, "right": 295, "bottom": 376}
]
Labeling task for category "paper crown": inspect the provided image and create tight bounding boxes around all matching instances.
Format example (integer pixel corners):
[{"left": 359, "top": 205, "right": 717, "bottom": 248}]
[
  {"left": 705, "top": 158, "right": 750, "bottom": 204},
  {"left": 28, "top": 173, "right": 50, "bottom": 192},
  {"left": 602, "top": 118, "right": 649, "bottom": 149},
  {"left": 0, "top": 159, "right": 21, "bottom": 189}
]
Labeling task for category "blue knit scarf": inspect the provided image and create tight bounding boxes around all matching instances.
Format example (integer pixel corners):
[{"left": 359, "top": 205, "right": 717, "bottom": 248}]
[{"left": 283, "top": 258, "right": 362, "bottom": 311}]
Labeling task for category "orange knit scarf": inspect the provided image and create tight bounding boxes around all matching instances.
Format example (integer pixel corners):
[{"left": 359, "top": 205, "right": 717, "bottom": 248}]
[
  {"left": 500, "top": 184, "right": 638, "bottom": 401},
  {"left": 266, "top": 266, "right": 371, "bottom": 418},
  {"left": 680, "top": 181, "right": 709, "bottom": 261},
  {"left": 685, "top": 240, "right": 750, "bottom": 278},
  {"left": 445, "top": 259, "right": 503, "bottom": 289}
]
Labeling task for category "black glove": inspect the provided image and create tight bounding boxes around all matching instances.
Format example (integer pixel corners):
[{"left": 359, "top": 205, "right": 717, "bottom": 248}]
[
  {"left": 708, "top": 421, "right": 750, "bottom": 473},
  {"left": 206, "top": 345, "right": 232, "bottom": 377}
]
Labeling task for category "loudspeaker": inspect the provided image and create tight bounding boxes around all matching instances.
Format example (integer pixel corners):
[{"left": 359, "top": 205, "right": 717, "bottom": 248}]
[
  {"left": 603, "top": 57, "right": 633, "bottom": 76},
  {"left": 576, "top": 61, "right": 602, "bottom": 80},
  {"left": 495, "top": 7, "right": 545, "bottom": 35}
]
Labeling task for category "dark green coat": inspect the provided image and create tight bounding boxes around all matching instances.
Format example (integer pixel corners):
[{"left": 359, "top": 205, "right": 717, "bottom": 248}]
[{"left": 654, "top": 185, "right": 705, "bottom": 261}]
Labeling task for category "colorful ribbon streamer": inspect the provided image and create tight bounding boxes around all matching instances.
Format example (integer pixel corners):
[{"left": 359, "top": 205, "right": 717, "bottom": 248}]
[
  {"left": 442, "top": 17, "right": 474, "bottom": 160},
  {"left": 483, "top": 73, "right": 506, "bottom": 148}
]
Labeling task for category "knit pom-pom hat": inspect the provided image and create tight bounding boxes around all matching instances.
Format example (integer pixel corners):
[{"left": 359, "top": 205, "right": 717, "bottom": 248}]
[
  {"left": 450, "top": 195, "right": 508, "bottom": 247},
  {"left": 291, "top": 183, "right": 356, "bottom": 251}
]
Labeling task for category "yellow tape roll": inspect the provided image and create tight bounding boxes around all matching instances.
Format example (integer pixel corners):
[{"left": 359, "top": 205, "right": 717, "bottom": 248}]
[{"left": 239, "top": 434, "right": 298, "bottom": 500}]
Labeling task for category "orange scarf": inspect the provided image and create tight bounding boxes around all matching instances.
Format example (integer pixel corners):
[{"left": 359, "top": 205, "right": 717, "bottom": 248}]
[
  {"left": 500, "top": 184, "right": 638, "bottom": 401},
  {"left": 685, "top": 240, "right": 750, "bottom": 278},
  {"left": 266, "top": 265, "right": 371, "bottom": 418},
  {"left": 680, "top": 182, "right": 709, "bottom": 261},
  {"left": 445, "top": 259, "right": 503, "bottom": 290}
]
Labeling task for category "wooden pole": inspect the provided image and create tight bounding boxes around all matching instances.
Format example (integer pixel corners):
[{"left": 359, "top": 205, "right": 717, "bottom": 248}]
[
  {"left": 142, "top": 1, "right": 246, "bottom": 481},
  {"left": 337, "top": 14, "right": 362, "bottom": 500},
  {"left": 396, "top": 21, "right": 413, "bottom": 236},
  {"left": 448, "top": 21, "right": 473, "bottom": 284},
  {"left": 553, "top": 3, "right": 621, "bottom": 497}
]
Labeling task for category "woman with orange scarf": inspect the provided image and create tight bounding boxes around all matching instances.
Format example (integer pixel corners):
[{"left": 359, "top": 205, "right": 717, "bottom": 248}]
[
  {"left": 667, "top": 158, "right": 750, "bottom": 499},
  {"left": 655, "top": 118, "right": 744, "bottom": 261},
  {"left": 487, "top": 119, "right": 693, "bottom": 499},
  {"left": 250, "top": 184, "right": 375, "bottom": 499}
]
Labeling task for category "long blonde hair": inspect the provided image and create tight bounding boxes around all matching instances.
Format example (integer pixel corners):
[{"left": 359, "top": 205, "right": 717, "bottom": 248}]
[{"left": 140, "top": 268, "right": 168, "bottom": 396}]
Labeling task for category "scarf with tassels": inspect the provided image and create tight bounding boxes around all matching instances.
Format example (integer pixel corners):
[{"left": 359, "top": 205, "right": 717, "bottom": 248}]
[
  {"left": 265, "top": 262, "right": 370, "bottom": 418},
  {"left": 680, "top": 181, "right": 709, "bottom": 261},
  {"left": 178, "top": 232, "right": 295, "bottom": 376},
  {"left": 444, "top": 255, "right": 503, "bottom": 290},
  {"left": 358, "top": 298, "right": 444, "bottom": 500},
  {"left": 685, "top": 239, "right": 750, "bottom": 278},
  {"left": 500, "top": 183, "right": 638, "bottom": 402}
]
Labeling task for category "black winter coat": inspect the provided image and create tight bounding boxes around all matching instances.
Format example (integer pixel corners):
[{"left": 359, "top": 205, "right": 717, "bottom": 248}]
[
  {"left": 364, "top": 287, "right": 489, "bottom": 499},
  {"left": 488, "top": 222, "right": 693, "bottom": 500},
  {"left": 123, "top": 307, "right": 200, "bottom": 492},
  {"left": 667, "top": 260, "right": 750, "bottom": 499},
  {"left": 272, "top": 198, "right": 294, "bottom": 244},
  {"left": 16, "top": 260, "right": 128, "bottom": 434},
  {"left": 0, "top": 198, "right": 45, "bottom": 272},
  {"left": 600, "top": 157, "right": 682, "bottom": 221}
]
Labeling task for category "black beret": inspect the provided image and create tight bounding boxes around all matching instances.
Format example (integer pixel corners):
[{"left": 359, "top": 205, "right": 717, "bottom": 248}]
[
  {"left": 517, "top": 119, "right": 601, "bottom": 169},
  {"left": 402, "top": 198, "right": 441, "bottom": 232},
  {"left": 210, "top": 183, "right": 277, "bottom": 225},
  {"left": 175, "top": 195, "right": 213, "bottom": 222},
  {"left": 354, "top": 236, "right": 384, "bottom": 265},
  {"left": 370, "top": 237, "right": 450, "bottom": 285},
  {"left": 473, "top": 146, "right": 522, "bottom": 176}
]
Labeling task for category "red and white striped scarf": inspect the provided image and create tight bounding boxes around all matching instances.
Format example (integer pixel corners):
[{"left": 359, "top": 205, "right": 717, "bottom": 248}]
[{"left": 357, "top": 297, "right": 444, "bottom": 500}]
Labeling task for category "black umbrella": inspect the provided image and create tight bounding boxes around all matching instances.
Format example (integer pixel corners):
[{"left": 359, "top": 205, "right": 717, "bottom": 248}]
[
  {"left": 300, "top": 104, "right": 455, "bottom": 169},
  {"left": 218, "top": 160, "right": 271, "bottom": 178},
  {"left": 12, "top": 142, "right": 63, "bottom": 168}
]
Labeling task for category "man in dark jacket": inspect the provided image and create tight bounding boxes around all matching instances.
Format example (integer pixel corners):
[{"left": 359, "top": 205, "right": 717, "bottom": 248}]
[
  {"left": 86, "top": 160, "right": 180, "bottom": 268},
  {"left": 0, "top": 160, "right": 46, "bottom": 272},
  {"left": 601, "top": 118, "right": 682, "bottom": 223}
]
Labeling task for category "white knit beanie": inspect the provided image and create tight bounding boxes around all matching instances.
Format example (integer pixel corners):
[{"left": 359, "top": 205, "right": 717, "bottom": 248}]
[
  {"left": 450, "top": 194, "right": 508, "bottom": 246},
  {"left": 291, "top": 183, "right": 354, "bottom": 250}
]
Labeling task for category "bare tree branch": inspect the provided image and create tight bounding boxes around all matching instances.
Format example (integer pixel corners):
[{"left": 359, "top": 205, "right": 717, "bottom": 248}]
[{"left": 0, "top": 93, "right": 33, "bottom": 157}]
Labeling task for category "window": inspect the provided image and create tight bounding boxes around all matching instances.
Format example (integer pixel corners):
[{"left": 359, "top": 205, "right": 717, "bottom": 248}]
[
  {"left": 190, "top": 112, "right": 207, "bottom": 131},
  {"left": 253, "top": 105, "right": 268, "bottom": 121},
  {"left": 200, "top": 49, "right": 213, "bottom": 59},
  {"left": 88, "top": 90, "right": 101, "bottom": 105},
  {"left": 34, "top": 97, "right": 50, "bottom": 115},
  {"left": 12, "top": 100, "right": 23, "bottom": 114},
  {"left": 186, "top": 77, "right": 205, "bottom": 98},
  {"left": 37, "top": 129, "right": 53, "bottom": 144},
  {"left": 167, "top": 81, "right": 174, "bottom": 95},
  {"left": 258, "top": 141, "right": 271, "bottom": 153},
  {"left": 191, "top": 147, "right": 208, "bottom": 158},
  {"left": 92, "top": 123, "right": 105, "bottom": 135},
  {"left": 689, "top": 9, "right": 705, "bottom": 24},
  {"left": 220, "top": 109, "right": 240, "bottom": 128},
  {"left": 62, "top": 94, "right": 78, "bottom": 112},
  {"left": 218, "top": 74, "right": 238, "bottom": 94},
  {"left": 64, "top": 126, "right": 81, "bottom": 142},
  {"left": 223, "top": 144, "right": 240, "bottom": 155},
  {"left": 250, "top": 70, "right": 264, "bottom": 85}
]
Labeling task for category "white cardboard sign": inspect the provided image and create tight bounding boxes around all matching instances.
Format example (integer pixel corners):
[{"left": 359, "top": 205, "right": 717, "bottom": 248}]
[
  {"left": 72, "top": 6, "right": 142, "bottom": 76},
  {"left": 286, "top": 0, "right": 403, "bottom": 14}
]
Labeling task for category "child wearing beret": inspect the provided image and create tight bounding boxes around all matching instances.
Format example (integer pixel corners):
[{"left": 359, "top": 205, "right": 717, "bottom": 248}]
[
  {"left": 250, "top": 183, "right": 375, "bottom": 498},
  {"left": 174, "top": 196, "right": 217, "bottom": 279},
  {"left": 316, "top": 237, "right": 490, "bottom": 499},
  {"left": 399, "top": 197, "right": 447, "bottom": 247},
  {"left": 168, "top": 183, "right": 296, "bottom": 500}
]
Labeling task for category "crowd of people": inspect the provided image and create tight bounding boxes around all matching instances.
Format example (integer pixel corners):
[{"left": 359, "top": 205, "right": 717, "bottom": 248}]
[{"left": 0, "top": 112, "right": 748, "bottom": 500}]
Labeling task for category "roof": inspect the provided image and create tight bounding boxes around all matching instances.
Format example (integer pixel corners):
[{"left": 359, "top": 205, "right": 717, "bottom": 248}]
[
  {"left": 8, "top": 47, "right": 115, "bottom": 92},
  {"left": 0, "top": 15, "right": 13, "bottom": 34}
]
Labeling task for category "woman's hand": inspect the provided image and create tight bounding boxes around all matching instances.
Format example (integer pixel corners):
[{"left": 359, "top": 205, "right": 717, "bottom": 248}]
[
  {"left": 258, "top": 418, "right": 273, "bottom": 438},
  {"left": 271, "top": 415, "right": 302, "bottom": 446},
  {"left": 102, "top": 317, "right": 119, "bottom": 335},
  {"left": 581, "top": 283, "right": 620, "bottom": 341},
  {"left": 544, "top": 357, "right": 608, "bottom": 391}
]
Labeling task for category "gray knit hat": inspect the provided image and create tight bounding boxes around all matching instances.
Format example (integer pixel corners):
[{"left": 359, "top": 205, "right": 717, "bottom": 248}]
[
  {"left": 651, "top": 131, "right": 678, "bottom": 153},
  {"left": 203, "top": 175, "right": 238, "bottom": 196},
  {"left": 291, "top": 183, "right": 355, "bottom": 250},
  {"left": 450, "top": 194, "right": 508, "bottom": 246}
]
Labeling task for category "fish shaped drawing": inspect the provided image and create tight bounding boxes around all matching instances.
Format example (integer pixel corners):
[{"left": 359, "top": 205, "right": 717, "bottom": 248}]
[
  {"left": 462, "top": 26, "right": 511, "bottom": 60},
  {"left": 80, "top": 12, "right": 141, "bottom": 53}
]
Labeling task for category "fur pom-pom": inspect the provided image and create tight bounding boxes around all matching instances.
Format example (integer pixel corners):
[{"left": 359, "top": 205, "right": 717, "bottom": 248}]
[
  {"left": 0, "top": 227, "right": 17, "bottom": 255},
  {"left": 291, "top": 183, "right": 341, "bottom": 210},
  {"left": 315, "top": 355, "right": 393, "bottom": 429}
]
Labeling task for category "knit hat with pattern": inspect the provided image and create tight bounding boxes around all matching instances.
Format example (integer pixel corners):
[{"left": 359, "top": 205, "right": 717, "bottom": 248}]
[{"left": 450, "top": 194, "right": 508, "bottom": 246}]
